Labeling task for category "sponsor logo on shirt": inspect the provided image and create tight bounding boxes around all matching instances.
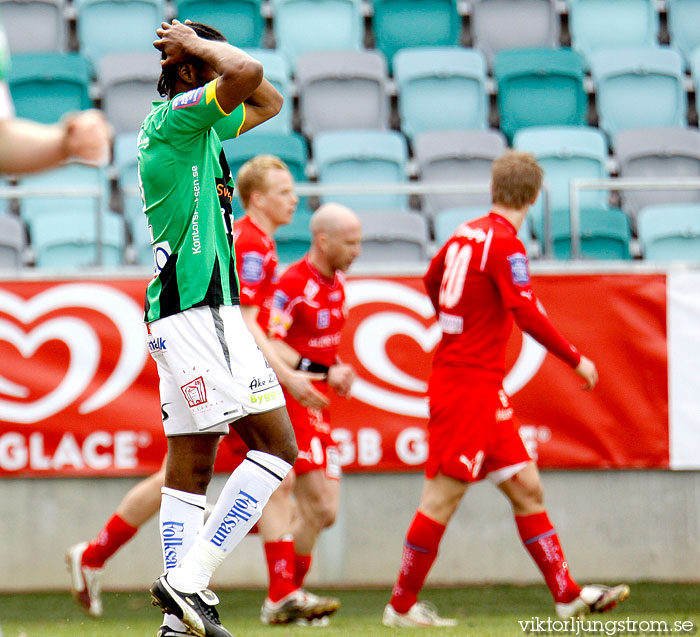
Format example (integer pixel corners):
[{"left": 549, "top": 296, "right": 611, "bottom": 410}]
[
  {"left": 317, "top": 309, "right": 330, "bottom": 329},
  {"left": 181, "top": 376, "right": 207, "bottom": 407},
  {"left": 241, "top": 252, "right": 264, "bottom": 283},
  {"left": 456, "top": 224, "right": 488, "bottom": 243},
  {"left": 304, "top": 279, "right": 320, "bottom": 300},
  {"left": 272, "top": 290, "right": 289, "bottom": 309},
  {"left": 507, "top": 253, "right": 530, "bottom": 285},
  {"left": 172, "top": 87, "right": 204, "bottom": 109},
  {"left": 308, "top": 332, "right": 341, "bottom": 349}
]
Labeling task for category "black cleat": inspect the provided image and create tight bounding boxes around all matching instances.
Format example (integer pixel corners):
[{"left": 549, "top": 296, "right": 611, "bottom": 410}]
[
  {"left": 156, "top": 625, "right": 194, "bottom": 636},
  {"left": 150, "top": 574, "right": 232, "bottom": 637}
]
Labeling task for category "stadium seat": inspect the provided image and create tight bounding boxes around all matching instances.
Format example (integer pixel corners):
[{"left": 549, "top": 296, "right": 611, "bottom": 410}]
[
  {"left": 173, "top": 0, "right": 264, "bottom": 48},
  {"left": 312, "top": 129, "right": 408, "bottom": 211},
  {"left": 75, "top": 0, "right": 165, "bottom": 67},
  {"left": 296, "top": 50, "right": 390, "bottom": 138},
  {"left": 614, "top": 128, "right": 700, "bottom": 221},
  {"left": 1, "top": 0, "right": 68, "bottom": 53},
  {"left": 470, "top": 0, "right": 559, "bottom": 68},
  {"left": 271, "top": 0, "right": 363, "bottom": 70},
  {"left": 222, "top": 131, "right": 308, "bottom": 218},
  {"left": 354, "top": 210, "right": 429, "bottom": 265},
  {"left": 31, "top": 208, "right": 126, "bottom": 268},
  {"left": 274, "top": 208, "right": 312, "bottom": 264},
  {"left": 113, "top": 132, "right": 145, "bottom": 245},
  {"left": 413, "top": 129, "right": 506, "bottom": 219},
  {"left": 243, "top": 49, "right": 292, "bottom": 135},
  {"left": 493, "top": 48, "right": 587, "bottom": 142},
  {"left": 371, "top": 0, "right": 461, "bottom": 69},
  {"left": 590, "top": 47, "right": 686, "bottom": 140},
  {"left": 433, "top": 206, "right": 533, "bottom": 248},
  {"left": 637, "top": 203, "right": 700, "bottom": 262},
  {"left": 8, "top": 52, "right": 91, "bottom": 124},
  {"left": 0, "top": 215, "right": 26, "bottom": 268},
  {"left": 667, "top": 0, "right": 700, "bottom": 67},
  {"left": 567, "top": 0, "right": 659, "bottom": 66},
  {"left": 691, "top": 48, "right": 700, "bottom": 117},
  {"left": 393, "top": 47, "right": 488, "bottom": 140},
  {"left": 549, "top": 206, "right": 631, "bottom": 260},
  {"left": 98, "top": 52, "right": 161, "bottom": 135}
]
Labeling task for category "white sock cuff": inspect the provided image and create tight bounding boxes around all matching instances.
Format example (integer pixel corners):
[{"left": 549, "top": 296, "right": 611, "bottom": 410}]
[
  {"left": 246, "top": 450, "right": 292, "bottom": 483},
  {"left": 161, "top": 487, "right": 207, "bottom": 510}
]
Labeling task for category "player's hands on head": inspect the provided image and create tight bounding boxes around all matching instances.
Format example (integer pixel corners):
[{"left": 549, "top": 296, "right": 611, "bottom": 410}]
[
  {"left": 575, "top": 355, "right": 598, "bottom": 390},
  {"left": 327, "top": 363, "right": 355, "bottom": 397},
  {"left": 62, "top": 109, "right": 111, "bottom": 166},
  {"left": 154, "top": 19, "right": 198, "bottom": 67}
]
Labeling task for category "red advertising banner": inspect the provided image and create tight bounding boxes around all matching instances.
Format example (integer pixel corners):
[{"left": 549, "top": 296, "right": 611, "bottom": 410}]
[{"left": 0, "top": 273, "right": 668, "bottom": 477}]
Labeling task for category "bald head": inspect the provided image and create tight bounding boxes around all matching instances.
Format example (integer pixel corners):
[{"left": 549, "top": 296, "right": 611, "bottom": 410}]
[{"left": 308, "top": 203, "right": 363, "bottom": 275}]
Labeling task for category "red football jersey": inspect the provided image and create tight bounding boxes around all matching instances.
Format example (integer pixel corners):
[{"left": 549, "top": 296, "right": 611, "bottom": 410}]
[
  {"left": 233, "top": 215, "right": 278, "bottom": 329},
  {"left": 269, "top": 257, "right": 347, "bottom": 367},
  {"left": 424, "top": 212, "right": 580, "bottom": 383}
]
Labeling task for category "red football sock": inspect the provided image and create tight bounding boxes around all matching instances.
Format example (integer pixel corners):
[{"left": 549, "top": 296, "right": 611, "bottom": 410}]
[
  {"left": 264, "top": 539, "right": 298, "bottom": 602},
  {"left": 389, "top": 511, "right": 446, "bottom": 614},
  {"left": 294, "top": 553, "right": 312, "bottom": 589},
  {"left": 516, "top": 511, "right": 581, "bottom": 603},
  {"left": 81, "top": 514, "right": 138, "bottom": 568}
]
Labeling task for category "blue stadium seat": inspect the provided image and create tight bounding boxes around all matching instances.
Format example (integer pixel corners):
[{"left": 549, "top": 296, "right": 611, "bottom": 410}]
[
  {"left": 271, "top": 0, "right": 363, "bottom": 70},
  {"left": 513, "top": 126, "right": 609, "bottom": 240},
  {"left": 354, "top": 210, "right": 429, "bottom": 265},
  {"left": 371, "top": 0, "right": 461, "bottom": 69},
  {"left": 549, "top": 206, "right": 631, "bottom": 260},
  {"left": 668, "top": 0, "right": 700, "bottom": 68},
  {"left": 173, "top": 0, "right": 264, "bottom": 48},
  {"left": 31, "top": 208, "right": 126, "bottom": 268},
  {"left": 113, "top": 132, "right": 147, "bottom": 259},
  {"left": 637, "top": 203, "right": 700, "bottom": 262},
  {"left": 312, "top": 129, "right": 408, "bottom": 211},
  {"left": 1, "top": 0, "right": 68, "bottom": 53},
  {"left": 75, "top": 0, "right": 165, "bottom": 67},
  {"left": 275, "top": 208, "right": 312, "bottom": 264},
  {"left": 493, "top": 48, "right": 587, "bottom": 142},
  {"left": 414, "top": 129, "right": 506, "bottom": 219},
  {"left": 567, "top": 0, "right": 659, "bottom": 67},
  {"left": 470, "top": 0, "right": 559, "bottom": 68},
  {"left": 433, "top": 206, "right": 533, "bottom": 248},
  {"left": 296, "top": 50, "right": 390, "bottom": 137},
  {"left": 591, "top": 47, "right": 686, "bottom": 140},
  {"left": 8, "top": 53, "right": 91, "bottom": 124},
  {"left": 222, "top": 131, "right": 309, "bottom": 218},
  {"left": 393, "top": 47, "right": 488, "bottom": 140},
  {"left": 243, "top": 50, "right": 293, "bottom": 135}
]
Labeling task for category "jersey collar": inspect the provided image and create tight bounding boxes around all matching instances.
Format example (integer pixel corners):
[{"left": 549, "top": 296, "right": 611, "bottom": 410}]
[{"left": 489, "top": 211, "right": 517, "bottom": 236}]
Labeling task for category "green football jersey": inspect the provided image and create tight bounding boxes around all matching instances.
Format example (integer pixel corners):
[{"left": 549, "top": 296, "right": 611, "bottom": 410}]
[{"left": 138, "top": 78, "right": 246, "bottom": 322}]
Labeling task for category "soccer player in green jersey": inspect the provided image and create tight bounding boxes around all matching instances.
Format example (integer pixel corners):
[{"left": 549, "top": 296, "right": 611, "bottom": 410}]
[{"left": 139, "top": 20, "right": 295, "bottom": 637}]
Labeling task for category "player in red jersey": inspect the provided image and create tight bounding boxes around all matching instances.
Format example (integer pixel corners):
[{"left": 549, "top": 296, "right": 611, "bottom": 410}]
[
  {"left": 257, "top": 202, "right": 361, "bottom": 624},
  {"left": 382, "top": 152, "right": 630, "bottom": 628}
]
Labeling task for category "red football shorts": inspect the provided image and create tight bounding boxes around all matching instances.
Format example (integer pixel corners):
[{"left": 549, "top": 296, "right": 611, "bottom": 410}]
[{"left": 425, "top": 369, "right": 532, "bottom": 484}]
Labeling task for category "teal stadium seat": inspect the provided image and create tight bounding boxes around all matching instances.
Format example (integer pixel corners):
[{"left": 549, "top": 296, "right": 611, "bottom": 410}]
[
  {"left": 274, "top": 208, "right": 312, "bottom": 264},
  {"left": 271, "top": 0, "right": 363, "bottom": 70},
  {"left": 549, "top": 207, "right": 631, "bottom": 260},
  {"left": 31, "top": 208, "right": 126, "bottom": 268},
  {"left": 637, "top": 204, "right": 700, "bottom": 262},
  {"left": 243, "top": 50, "right": 292, "bottom": 135},
  {"left": 371, "top": 0, "right": 461, "bottom": 69},
  {"left": 354, "top": 210, "right": 430, "bottom": 265},
  {"left": 691, "top": 48, "right": 700, "bottom": 118},
  {"left": 8, "top": 53, "right": 91, "bottom": 124},
  {"left": 433, "top": 206, "right": 534, "bottom": 248},
  {"left": 567, "top": 0, "right": 658, "bottom": 67},
  {"left": 75, "top": 0, "right": 165, "bottom": 67},
  {"left": 393, "top": 47, "right": 488, "bottom": 140},
  {"left": 470, "top": 0, "right": 559, "bottom": 68},
  {"left": 493, "top": 48, "right": 587, "bottom": 142},
  {"left": 667, "top": 0, "right": 700, "bottom": 68},
  {"left": 222, "top": 131, "right": 308, "bottom": 218},
  {"left": 513, "top": 126, "right": 609, "bottom": 242},
  {"left": 590, "top": 47, "right": 686, "bottom": 140},
  {"left": 1, "top": 0, "right": 68, "bottom": 53},
  {"left": 312, "top": 129, "right": 408, "bottom": 211},
  {"left": 174, "top": 0, "right": 264, "bottom": 48}
]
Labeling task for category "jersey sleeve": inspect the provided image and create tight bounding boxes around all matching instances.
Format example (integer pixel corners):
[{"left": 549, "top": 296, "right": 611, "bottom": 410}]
[
  {"left": 423, "top": 241, "right": 447, "bottom": 313},
  {"left": 489, "top": 235, "right": 581, "bottom": 368},
  {"left": 213, "top": 103, "right": 246, "bottom": 141},
  {"left": 166, "top": 79, "right": 242, "bottom": 139}
]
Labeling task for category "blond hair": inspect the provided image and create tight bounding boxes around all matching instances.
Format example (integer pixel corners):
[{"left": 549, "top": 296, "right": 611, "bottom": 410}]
[
  {"left": 491, "top": 151, "right": 543, "bottom": 210},
  {"left": 235, "top": 155, "right": 290, "bottom": 208}
]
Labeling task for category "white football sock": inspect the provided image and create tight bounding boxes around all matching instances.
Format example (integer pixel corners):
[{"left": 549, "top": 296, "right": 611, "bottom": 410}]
[{"left": 167, "top": 450, "right": 291, "bottom": 592}]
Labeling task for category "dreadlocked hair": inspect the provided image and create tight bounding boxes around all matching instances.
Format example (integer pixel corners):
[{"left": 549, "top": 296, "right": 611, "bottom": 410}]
[{"left": 157, "top": 22, "right": 227, "bottom": 99}]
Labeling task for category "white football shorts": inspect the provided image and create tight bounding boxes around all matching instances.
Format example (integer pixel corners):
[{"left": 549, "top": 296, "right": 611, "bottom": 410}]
[{"left": 146, "top": 304, "right": 286, "bottom": 436}]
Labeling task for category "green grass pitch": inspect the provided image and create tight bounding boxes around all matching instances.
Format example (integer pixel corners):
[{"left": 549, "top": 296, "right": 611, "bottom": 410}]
[{"left": 1, "top": 583, "right": 699, "bottom": 636}]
